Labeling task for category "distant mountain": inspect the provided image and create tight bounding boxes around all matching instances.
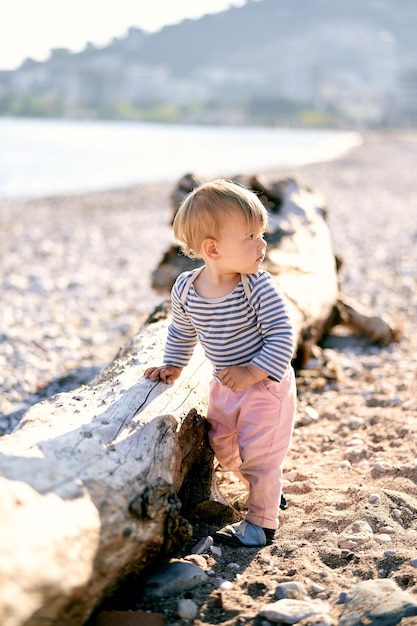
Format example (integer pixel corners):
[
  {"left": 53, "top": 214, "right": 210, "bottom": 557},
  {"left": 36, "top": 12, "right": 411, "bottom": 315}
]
[
  {"left": 133, "top": 0, "right": 417, "bottom": 76},
  {"left": 2, "top": 0, "right": 416, "bottom": 127}
]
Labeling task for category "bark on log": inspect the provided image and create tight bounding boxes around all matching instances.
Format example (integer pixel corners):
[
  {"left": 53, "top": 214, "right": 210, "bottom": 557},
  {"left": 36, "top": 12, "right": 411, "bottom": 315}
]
[
  {"left": 0, "top": 173, "right": 400, "bottom": 626},
  {"left": 0, "top": 323, "right": 233, "bottom": 626}
]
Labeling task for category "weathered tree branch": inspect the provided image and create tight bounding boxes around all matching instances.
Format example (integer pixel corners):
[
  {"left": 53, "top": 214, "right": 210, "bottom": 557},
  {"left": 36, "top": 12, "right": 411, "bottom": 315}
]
[{"left": 0, "top": 324, "right": 222, "bottom": 626}]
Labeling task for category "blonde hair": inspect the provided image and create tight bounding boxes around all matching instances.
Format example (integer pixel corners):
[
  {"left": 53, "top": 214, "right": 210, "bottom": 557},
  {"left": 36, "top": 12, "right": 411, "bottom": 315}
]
[{"left": 173, "top": 178, "right": 268, "bottom": 259}]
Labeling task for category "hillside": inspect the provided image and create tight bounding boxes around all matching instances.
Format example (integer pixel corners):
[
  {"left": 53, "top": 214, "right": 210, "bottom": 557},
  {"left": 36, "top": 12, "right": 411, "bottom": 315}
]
[
  {"left": 2, "top": 0, "right": 416, "bottom": 127},
  {"left": 137, "top": 0, "right": 417, "bottom": 76}
]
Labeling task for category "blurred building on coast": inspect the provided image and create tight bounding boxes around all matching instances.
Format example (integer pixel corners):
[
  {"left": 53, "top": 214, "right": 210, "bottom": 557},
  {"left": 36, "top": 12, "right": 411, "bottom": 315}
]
[{"left": 0, "top": 0, "right": 416, "bottom": 128}]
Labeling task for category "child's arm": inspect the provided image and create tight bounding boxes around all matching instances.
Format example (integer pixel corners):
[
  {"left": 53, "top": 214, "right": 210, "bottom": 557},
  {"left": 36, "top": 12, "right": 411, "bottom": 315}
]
[
  {"left": 144, "top": 364, "right": 183, "bottom": 385},
  {"left": 249, "top": 273, "right": 295, "bottom": 381},
  {"left": 219, "top": 363, "right": 267, "bottom": 392},
  {"left": 144, "top": 273, "right": 197, "bottom": 386}
]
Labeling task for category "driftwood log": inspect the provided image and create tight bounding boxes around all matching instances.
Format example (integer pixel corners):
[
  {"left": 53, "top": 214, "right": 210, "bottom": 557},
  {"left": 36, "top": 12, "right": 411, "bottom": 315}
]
[
  {"left": 0, "top": 173, "right": 400, "bottom": 626},
  {"left": 0, "top": 324, "right": 237, "bottom": 626}
]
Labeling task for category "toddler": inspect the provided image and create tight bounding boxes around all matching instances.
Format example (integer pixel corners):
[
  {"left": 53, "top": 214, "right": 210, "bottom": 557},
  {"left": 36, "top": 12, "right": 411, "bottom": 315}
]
[{"left": 145, "top": 178, "right": 297, "bottom": 547}]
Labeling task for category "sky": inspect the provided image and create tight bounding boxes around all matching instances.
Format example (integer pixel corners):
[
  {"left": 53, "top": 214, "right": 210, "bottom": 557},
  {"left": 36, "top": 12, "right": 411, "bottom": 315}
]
[{"left": 0, "top": 0, "right": 247, "bottom": 71}]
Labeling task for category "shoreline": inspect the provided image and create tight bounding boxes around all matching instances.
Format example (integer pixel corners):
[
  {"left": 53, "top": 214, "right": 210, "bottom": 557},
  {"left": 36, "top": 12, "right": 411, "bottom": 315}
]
[
  {"left": 1, "top": 130, "right": 416, "bottom": 434},
  {"left": 0, "top": 122, "right": 363, "bottom": 203}
]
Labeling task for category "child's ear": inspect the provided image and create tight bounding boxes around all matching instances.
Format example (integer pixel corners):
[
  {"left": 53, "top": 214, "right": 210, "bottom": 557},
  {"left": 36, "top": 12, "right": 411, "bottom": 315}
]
[{"left": 202, "top": 238, "right": 219, "bottom": 258}]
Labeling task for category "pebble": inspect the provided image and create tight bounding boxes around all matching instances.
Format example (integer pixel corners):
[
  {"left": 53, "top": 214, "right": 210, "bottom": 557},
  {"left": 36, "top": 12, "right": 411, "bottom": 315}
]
[
  {"left": 337, "top": 520, "right": 373, "bottom": 550},
  {"left": 379, "top": 526, "right": 395, "bottom": 534},
  {"left": 374, "top": 533, "right": 391, "bottom": 543},
  {"left": 143, "top": 561, "right": 208, "bottom": 599},
  {"left": 347, "top": 438, "right": 364, "bottom": 446},
  {"left": 339, "top": 460, "right": 351, "bottom": 468},
  {"left": 349, "top": 417, "right": 364, "bottom": 429},
  {"left": 227, "top": 562, "right": 241, "bottom": 571},
  {"left": 287, "top": 545, "right": 300, "bottom": 552},
  {"left": 373, "top": 462, "right": 389, "bottom": 472},
  {"left": 183, "top": 554, "right": 208, "bottom": 570},
  {"left": 217, "top": 579, "right": 233, "bottom": 590},
  {"left": 275, "top": 581, "right": 308, "bottom": 599},
  {"left": 368, "top": 493, "right": 380, "bottom": 504},
  {"left": 176, "top": 598, "right": 198, "bottom": 619},
  {"left": 259, "top": 598, "right": 331, "bottom": 624},
  {"left": 191, "top": 535, "right": 213, "bottom": 554}
]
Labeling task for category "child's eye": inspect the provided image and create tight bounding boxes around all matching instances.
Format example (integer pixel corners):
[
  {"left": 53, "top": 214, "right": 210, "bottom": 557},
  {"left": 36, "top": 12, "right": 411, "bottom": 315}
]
[{"left": 248, "top": 234, "right": 254, "bottom": 240}]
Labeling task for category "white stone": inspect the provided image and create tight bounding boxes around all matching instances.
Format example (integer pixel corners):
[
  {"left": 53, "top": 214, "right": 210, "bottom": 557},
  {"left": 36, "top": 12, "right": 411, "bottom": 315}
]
[
  {"left": 373, "top": 461, "right": 389, "bottom": 472},
  {"left": 259, "top": 598, "right": 330, "bottom": 624},
  {"left": 379, "top": 526, "right": 395, "bottom": 534},
  {"left": 349, "top": 417, "right": 364, "bottom": 429},
  {"left": 337, "top": 520, "right": 373, "bottom": 549},
  {"left": 374, "top": 533, "right": 392, "bottom": 543},
  {"left": 287, "top": 545, "right": 299, "bottom": 552},
  {"left": 218, "top": 579, "right": 233, "bottom": 590},
  {"left": 177, "top": 598, "right": 198, "bottom": 619}
]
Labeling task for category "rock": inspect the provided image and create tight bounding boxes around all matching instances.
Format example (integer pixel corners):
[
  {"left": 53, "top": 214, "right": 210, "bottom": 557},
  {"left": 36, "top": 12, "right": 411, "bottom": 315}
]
[
  {"left": 176, "top": 598, "right": 198, "bottom": 619},
  {"left": 143, "top": 561, "right": 208, "bottom": 599},
  {"left": 275, "top": 581, "right": 309, "bottom": 599},
  {"left": 383, "top": 550, "right": 397, "bottom": 557},
  {"left": 373, "top": 533, "right": 391, "bottom": 543},
  {"left": 227, "top": 562, "right": 241, "bottom": 571},
  {"left": 337, "top": 520, "right": 373, "bottom": 549},
  {"left": 218, "top": 579, "right": 234, "bottom": 590},
  {"left": 258, "top": 598, "right": 331, "bottom": 624},
  {"left": 183, "top": 554, "right": 208, "bottom": 569},
  {"left": 191, "top": 535, "right": 214, "bottom": 554},
  {"left": 339, "top": 579, "right": 417, "bottom": 626}
]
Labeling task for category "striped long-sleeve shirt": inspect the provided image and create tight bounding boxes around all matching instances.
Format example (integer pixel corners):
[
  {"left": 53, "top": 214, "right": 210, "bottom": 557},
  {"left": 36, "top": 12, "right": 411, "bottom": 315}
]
[{"left": 163, "top": 268, "right": 295, "bottom": 382}]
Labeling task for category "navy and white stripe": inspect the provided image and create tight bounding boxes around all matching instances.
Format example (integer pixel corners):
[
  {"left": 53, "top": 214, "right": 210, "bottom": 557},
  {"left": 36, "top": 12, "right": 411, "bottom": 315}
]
[{"left": 164, "top": 269, "right": 295, "bottom": 382}]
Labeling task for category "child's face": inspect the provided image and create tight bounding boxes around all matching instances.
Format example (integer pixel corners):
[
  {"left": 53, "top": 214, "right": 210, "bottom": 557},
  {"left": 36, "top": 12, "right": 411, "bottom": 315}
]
[{"left": 215, "top": 211, "right": 267, "bottom": 275}]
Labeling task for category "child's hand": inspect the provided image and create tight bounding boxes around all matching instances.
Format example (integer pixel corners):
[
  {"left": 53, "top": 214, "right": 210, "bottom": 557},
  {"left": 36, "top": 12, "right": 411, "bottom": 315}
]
[
  {"left": 144, "top": 364, "right": 183, "bottom": 385},
  {"left": 219, "top": 364, "right": 267, "bottom": 392}
]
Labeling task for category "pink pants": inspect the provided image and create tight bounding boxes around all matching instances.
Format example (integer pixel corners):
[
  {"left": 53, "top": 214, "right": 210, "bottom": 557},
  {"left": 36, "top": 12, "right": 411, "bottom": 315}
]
[{"left": 207, "top": 367, "right": 296, "bottom": 530}]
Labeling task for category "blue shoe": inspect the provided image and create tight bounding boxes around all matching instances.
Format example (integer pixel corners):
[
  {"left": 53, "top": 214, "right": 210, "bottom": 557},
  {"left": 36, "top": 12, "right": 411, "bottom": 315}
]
[{"left": 215, "top": 520, "right": 274, "bottom": 547}]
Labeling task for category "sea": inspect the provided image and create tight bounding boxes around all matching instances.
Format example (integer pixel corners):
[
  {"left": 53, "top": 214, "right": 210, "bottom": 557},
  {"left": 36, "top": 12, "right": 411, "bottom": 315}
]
[{"left": 0, "top": 117, "right": 363, "bottom": 201}]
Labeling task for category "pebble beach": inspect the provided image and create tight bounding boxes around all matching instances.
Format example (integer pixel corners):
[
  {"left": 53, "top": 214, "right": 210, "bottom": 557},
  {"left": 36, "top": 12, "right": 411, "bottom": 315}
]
[
  {"left": 1, "top": 130, "right": 416, "bottom": 437},
  {"left": 1, "top": 129, "right": 417, "bottom": 624}
]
